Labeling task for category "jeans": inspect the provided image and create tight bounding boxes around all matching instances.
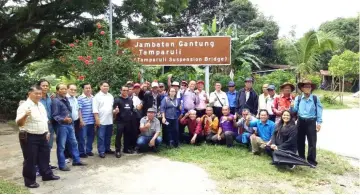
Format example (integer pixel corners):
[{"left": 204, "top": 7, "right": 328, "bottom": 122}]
[
  {"left": 76, "top": 124, "right": 95, "bottom": 155},
  {"left": 56, "top": 124, "right": 80, "bottom": 169},
  {"left": 235, "top": 132, "right": 251, "bottom": 144},
  {"left": 23, "top": 133, "right": 53, "bottom": 185},
  {"left": 97, "top": 124, "right": 113, "bottom": 154},
  {"left": 136, "top": 135, "right": 162, "bottom": 150},
  {"left": 166, "top": 118, "right": 179, "bottom": 147}
]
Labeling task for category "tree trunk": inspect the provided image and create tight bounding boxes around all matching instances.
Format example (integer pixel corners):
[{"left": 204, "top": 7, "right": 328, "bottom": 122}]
[{"left": 341, "top": 75, "right": 345, "bottom": 104}]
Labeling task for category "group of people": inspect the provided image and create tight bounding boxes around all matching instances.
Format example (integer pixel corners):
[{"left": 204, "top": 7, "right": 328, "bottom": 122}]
[{"left": 16, "top": 74, "right": 323, "bottom": 188}]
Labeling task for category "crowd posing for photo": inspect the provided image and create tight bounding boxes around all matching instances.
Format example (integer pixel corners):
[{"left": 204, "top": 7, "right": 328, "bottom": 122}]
[{"left": 16, "top": 74, "right": 323, "bottom": 188}]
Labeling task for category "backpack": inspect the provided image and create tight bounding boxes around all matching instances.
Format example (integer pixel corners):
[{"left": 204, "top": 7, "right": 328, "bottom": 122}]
[{"left": 296, "top": 95, "right": 318, "bottom": 115}]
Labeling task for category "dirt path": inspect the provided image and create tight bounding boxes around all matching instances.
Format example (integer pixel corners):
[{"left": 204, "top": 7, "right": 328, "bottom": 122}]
[{"left": 0, "top": 124, "right": 217, "bottom": 194}]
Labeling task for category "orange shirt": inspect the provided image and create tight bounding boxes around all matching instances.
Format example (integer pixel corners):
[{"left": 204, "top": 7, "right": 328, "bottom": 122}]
[{"left": 272, "top": 94, "right": 295, "bottom": 116}]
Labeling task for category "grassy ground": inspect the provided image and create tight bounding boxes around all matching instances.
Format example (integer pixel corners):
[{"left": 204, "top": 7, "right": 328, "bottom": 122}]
[
  {"left": 0, "top": 179, "right": 29, "bottom": 194},
  {"left": 313, "top": 90, "right": 359, "bottom": 109},
  {"left": 158, "top": 144, "right": 357, "bottom": 194}
]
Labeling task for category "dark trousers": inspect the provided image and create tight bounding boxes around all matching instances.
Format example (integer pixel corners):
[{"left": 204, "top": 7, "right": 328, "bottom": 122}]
[
  {"left": 269, "top": 115, "right": 276, "bottom": 122},
  {"left": 23, "top": 133, "right": 53, "bottom": 185},
  {"left": 19, "top": 132, "right": 27, "bottom": 162},
  {"left": 133, "top": 118, "right": 141, "bottom": 146},
  {"left": 205, "top": 132, "right": 217, "bottom": 144},
  {"left": 164, "top": 118, "right": 179, "bottom": 147},
  {"left": 183, "top": 133, "right": 204, "bottom": 145},
  {"left": 297, "top": 118, "right": 317, "bottom": 166},
  {"left": 179, "top": 109, "right": 189, "bottom": 143},
  {"left": 213, "top": 107, "right": 223, "bottom": 118},
  {"left": 116, "top": 121, "right": 135, "bottom": 152},
  {"left": 230, "top": 107, "right": 236, "bottom": 115},
  {"left": 196, "top": 109, "right": 206, "bottom": 118}
]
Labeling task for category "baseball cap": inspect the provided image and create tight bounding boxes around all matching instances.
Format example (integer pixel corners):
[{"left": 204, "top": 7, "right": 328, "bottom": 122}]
[
  {"left": 245, "top": 77, "right": 253, "bottom": 82},
  {"left": 267, "top": 85, "right": 276, "bottom": 90},
  {"left": 228, "top": 81, "right": 235, "bottom": 87},
  {"left": 133, "top": 83, "right": 140, "bottom": 88},
  {"left": 151, "top": 82, "right": 159, "bottom": 88},
  {"left": 197, "top": 80, "right": 205, "bottom": 85},
  {"left": 171, "top": 81, "right": 180, "bottom": 86},
  {"left": 147, "top": 108, "right": 156, "bottom": 113},
  {"left": 159, "top": 83, "right": 165, "bottom": 87}
]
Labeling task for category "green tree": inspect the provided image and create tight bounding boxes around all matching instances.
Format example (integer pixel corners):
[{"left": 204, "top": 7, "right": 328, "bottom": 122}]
[
  {"left": 319, "top": 17, "right": 359, "bottom": 52},
  {"left": 276, "top": 30, "right": 340, "bottom": 77},
  {"left": 329, "top": 50, "right": 359, "bottom": 102}
]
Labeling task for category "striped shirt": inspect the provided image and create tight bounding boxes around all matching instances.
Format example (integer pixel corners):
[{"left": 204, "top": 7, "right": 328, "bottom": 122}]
[
  {"left": 16, "top": 99, "right": 49, "bottom": 134},
  {"left": 78, "top": 94, "right": 95, "bottom": 125}
]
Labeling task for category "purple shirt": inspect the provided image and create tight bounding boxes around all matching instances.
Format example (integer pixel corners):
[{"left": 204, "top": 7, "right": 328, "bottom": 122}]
[
  {"left": 219, "top": 114, "right": 236, "bottom": 133},
  {"left": 183, "top": 89, "right": 199, "bottom": 111}
]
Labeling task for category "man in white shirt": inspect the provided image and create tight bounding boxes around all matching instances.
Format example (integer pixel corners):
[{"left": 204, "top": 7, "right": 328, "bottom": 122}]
[
  {"left": 93, "top": 81, "right": 116, "bottom": 158},
  {"left": 257, "top": 84, "right": 269, "bottom": 117},
  {"left": 195, "top": 80, "right": 208, "bottom": 118},
  {"left": 209, "top": 82, "right": 229, "bottom": 118},
  {"left": 16, "top": 85, "right": 59, "bottom": 188},
  {"left": 266, "top": 85, "right": 278, "bottom": 122}
]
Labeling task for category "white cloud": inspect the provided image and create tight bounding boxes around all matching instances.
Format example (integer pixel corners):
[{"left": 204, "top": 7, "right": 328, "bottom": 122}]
[{"left": 250, "top": 0, "right": 360, "bottom": 38}]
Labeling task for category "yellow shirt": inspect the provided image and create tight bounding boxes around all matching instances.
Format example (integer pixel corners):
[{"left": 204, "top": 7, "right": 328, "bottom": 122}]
[
  {"left": 200, "top": 114, "right": 219, "bottom": 134},
  {"left": 16, "top": 99, "right": 49, "bottom": 134}
]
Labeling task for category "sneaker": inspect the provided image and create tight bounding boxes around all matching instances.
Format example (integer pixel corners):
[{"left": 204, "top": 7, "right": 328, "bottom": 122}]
[
  {"left": 288, "top": 165, "right": 296, "bottom": 170},
  {"left": 65, "top": 159, "right": 70, "bottom": 164},
  {"left": 105, "top": 150, "right": 115, "bottom": 154},
  {"left": 72, "top": 161, "right": 87, "bottom": 166},
  {"left": 59, "top": 166, "right": 71, "bottom": 171}
]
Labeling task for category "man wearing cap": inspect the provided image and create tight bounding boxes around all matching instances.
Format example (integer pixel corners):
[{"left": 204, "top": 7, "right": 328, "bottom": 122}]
[
  {"left": 257, "top": 84, "right": 269, "bottom": 117},
  {"left": 272, "top": 82, "right": 296, "bottom": 122},
  {"left": 291, "top": 80, "right": 323, "bottom": 167},
  {"left": 139, "top": 81, "right": 161, "bottom": 118},
  {"left": 210, "top": 82, "right": 229, "bottom": 118},
  {"left": 180, "top": 109, "right": 204, "bottom": 145},
  {"left": 158, "top": 83, "right": 166, "bottom": 101},
  {"left": 266, "top": 85, "right": 278, "bottom": 122},
  {"left": 195, "top": 80, "right": 208, "bottom": 118},
  {"left": 132, "top": 83, "right": 143, "bottom": 138},
  {"left": 226, "top": 81, "right": 237, "bottom": 115},
  {"left": 113, "top": 85, "right": 135, "bottom": 157},
  {"left": 136, "top": 108, "right": 162, "bottom": 152},
  {"left": 236, "top": 77, "right": 258, "bottom": 116}
]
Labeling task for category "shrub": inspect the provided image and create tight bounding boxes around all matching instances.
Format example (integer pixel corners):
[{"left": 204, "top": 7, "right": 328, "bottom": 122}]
[
  {"left": 54, "top": 22, "right": 141, "bottom": 94},
  {"left": 253, "top": 70, "right": 296, "bottom": 94},
  {"left": 322, "top": 94, "right": 337, "bottom": 104},
  {"left": 0, "top": 72, "right": 36, "bottom": 120}
]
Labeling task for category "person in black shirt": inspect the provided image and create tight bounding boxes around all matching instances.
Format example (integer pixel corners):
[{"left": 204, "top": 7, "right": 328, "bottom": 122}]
[
  {"left": 113, "top": 86, "right": 135, "bottom": 157},
  {"left": 266, "top": 110, "right": 298, "bottom": 169},
  {"left": 236, "top": 77, "right": 258, "bottom": 116}
]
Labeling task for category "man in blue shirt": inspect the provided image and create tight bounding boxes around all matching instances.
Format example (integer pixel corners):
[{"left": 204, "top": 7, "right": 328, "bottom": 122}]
[
  {"left": 52, "top": 83, "right": 87, "bottom": 171},
  {"left": 246, "top": 109, "right": 275, "bottom": 155},
  {"left": 38, "top": 79, "right": 57, "bottom": 170},
  {"left": 292, "top": 80, "right": 323, "bottom": 167},
  {"left": 226, "top": 81, "right": 237, "bottom": 115}
]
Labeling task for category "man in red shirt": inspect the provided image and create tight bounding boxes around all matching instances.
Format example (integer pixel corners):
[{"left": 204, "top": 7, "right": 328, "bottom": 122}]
[
  {"left": 180, "top": 110, "right": 203, "bottom": 145},
  {"left": 272, "top": 82, "right": 296, "bottom": 122}
]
